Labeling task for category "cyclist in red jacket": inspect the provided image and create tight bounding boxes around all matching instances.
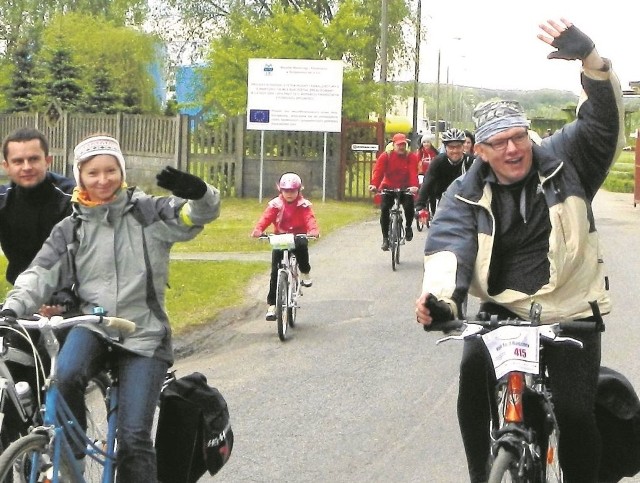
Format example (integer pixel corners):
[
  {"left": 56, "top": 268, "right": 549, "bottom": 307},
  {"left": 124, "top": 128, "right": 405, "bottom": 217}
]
[
  {"left": 251, "top": 172, "right": 319, "bottom": 321},
  {"left": 369, "top": 133, "right": 419, "bottom": 251}
]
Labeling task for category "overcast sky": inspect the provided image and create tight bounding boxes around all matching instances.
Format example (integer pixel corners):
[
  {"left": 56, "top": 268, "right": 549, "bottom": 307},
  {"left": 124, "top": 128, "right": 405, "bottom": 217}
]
[{"left": 405, "top": 1, "right": 637, "bottom": 94}]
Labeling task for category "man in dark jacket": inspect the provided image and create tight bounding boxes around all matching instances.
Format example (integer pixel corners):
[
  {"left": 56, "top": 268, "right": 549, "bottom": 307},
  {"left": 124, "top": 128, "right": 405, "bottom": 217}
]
[
  {"left": 1, "top": 127, "right": 75, "bottom": 284},
  {"left": 415, "top": 19, "right": 624, "bottom": 483}
]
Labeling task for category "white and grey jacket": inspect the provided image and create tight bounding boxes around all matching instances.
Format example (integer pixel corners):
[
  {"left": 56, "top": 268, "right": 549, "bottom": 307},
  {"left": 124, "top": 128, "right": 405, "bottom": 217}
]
[
  {"left": 4, "top": 185, "right": 220, "bottom": 364},
  {"left": 422, "top": 63, "right": 625, "bottom": 322}
]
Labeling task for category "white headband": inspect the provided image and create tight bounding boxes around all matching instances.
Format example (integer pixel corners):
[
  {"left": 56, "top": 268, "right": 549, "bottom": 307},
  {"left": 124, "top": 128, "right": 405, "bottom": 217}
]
[{"left": 73, "top": 136, "right": 126, "bottom": 186}]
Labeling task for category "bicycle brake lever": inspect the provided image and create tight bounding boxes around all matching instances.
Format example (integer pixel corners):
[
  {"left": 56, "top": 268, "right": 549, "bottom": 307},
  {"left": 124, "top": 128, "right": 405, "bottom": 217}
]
[
  {"left": 538, "top": 326, "right": 583, "bottom": 348},
  {"left": 435, "top": 323, "right": 482, "bottom": 344},
  {"left": 549, "top": 335, "right": 583, "bottom": 348}
]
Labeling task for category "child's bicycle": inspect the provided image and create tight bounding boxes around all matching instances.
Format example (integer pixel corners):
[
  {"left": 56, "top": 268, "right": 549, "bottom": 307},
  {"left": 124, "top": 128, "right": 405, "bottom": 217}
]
[
  {"left": 0, "top": 313, "right": 136, "bottom": 482},
  {"left": 260, "top": 234, "right": 315, "bottom": 342},
  {"left": 424, "top": 300, "right": 604, "bottom": 482}
]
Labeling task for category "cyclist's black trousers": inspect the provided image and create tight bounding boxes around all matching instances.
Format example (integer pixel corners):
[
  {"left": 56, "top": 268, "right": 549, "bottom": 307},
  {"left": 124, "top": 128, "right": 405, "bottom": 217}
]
[
  {"left": 458, "top": 331, "right": 601, "bottom": 483},
  {"left": 379, "top": 192, "right": 414, "bottom": 237},
  {"left": 267, "top": 239, "right": 310, "bottom": 305}
]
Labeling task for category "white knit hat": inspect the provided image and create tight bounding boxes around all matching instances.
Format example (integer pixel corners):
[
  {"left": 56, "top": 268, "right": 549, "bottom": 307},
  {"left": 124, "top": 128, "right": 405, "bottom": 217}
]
[{"left": 73, "top": 135, "right": 126, "bottom": 186}]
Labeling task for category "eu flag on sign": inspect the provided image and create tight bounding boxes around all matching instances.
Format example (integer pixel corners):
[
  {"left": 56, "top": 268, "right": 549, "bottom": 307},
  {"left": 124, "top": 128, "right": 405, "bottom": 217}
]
[{"left": 249, "top": 109, "right": 270, "bottom": 123}]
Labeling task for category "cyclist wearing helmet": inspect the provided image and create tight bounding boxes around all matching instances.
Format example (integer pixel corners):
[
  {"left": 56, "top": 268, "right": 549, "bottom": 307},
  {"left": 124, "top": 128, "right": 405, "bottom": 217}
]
[
  {"left": 418, "top": 132, "right": 438, "bottom": 176},
  {"left": 251, "top": 172, "right": 319, "bottom": 321},
  {"left": 415, "top": 127, "right": 474, "bottom": 216},
  {"left": 368, "top": 133, "right": 419, "bottom": 251}
]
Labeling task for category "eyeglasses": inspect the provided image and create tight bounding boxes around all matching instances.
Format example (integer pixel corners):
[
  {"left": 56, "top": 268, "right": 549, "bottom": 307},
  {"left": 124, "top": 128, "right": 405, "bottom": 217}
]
[{"left": 483, "top": 131, "right": 530, "bottom": 152}]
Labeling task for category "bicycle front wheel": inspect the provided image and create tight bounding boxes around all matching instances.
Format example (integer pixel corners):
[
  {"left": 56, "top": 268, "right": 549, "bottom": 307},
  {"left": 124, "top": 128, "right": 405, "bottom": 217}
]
[
  {"left": 276, "top": 270, "right": 289, "bottom": 341},
  {"left": 390, "top": 216, "right": 398, "bottom": 271},
  {"left": 287, "top": 274, "right": 299, "bottom": 328},
  {"left": 544, "top": 427, "right": 562, "bottom": 482},
  {"left": 487, "top": 448, "right": 521, "bottom": 483},
  {"left": 0, "top": 433, "right": 50, "bottom": 482},
  {"left": 395, "top": 222, "right": 402, "bottom": 265},
  {"left": 85, "top": 371, "right": 111, "bottom": 443}
]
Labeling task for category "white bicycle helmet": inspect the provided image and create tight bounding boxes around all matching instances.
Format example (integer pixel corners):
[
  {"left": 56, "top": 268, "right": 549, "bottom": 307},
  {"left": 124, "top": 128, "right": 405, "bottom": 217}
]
[
  {"left": 440, "top": 128, "right": 466, "bottom": 144},
  {"left": 278, "top": 172, "right": 303, "bottom": 191}
]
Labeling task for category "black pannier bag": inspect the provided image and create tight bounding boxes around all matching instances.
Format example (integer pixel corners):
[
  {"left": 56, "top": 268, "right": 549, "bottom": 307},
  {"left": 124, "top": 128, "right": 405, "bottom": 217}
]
[
  {"left": 596, "top": 366, "right": 640, "bottom": 483},
  {"left": 156, "top": 372, "right": 234, "bottom": 482}
]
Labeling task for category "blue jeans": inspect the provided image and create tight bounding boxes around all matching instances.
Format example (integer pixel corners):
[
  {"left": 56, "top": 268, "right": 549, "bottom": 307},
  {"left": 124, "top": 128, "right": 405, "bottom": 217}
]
[{"left": 57, "top": 327, "right": 169, "bottom": 483}]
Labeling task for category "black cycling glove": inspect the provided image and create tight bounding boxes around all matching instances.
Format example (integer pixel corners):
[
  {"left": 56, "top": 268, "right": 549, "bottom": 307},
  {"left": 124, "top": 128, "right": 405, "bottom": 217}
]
[
  {"left": 0, "top": 308, "right": 18, "bottom": 326},
  {"left": 547, "top": 25, "right": 595, "bottom": 61},
  {"left": 156, "top": 166, "right": 208, "bottom": 200},
  {"left": 424, "top": 294, "right": 454, "bottom": 323}
]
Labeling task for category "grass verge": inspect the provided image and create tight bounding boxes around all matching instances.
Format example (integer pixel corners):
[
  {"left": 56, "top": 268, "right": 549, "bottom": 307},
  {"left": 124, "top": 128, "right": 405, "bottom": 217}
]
[{"left": 0, "top": 199, "right": 377, "bottom": 334}]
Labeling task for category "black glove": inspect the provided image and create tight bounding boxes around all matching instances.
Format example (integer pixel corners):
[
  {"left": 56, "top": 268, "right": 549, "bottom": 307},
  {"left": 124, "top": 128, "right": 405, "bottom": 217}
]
[
  {"left": 547, "top": 25, "right": 595, "bottom": 61},
  {"left": 156, "top": 166, "right": 207, "bottom": 200},
  {"left": 424, "top": 294, "right": 454, "bottom": 323},
  {"left": 0, "top": 308, "right": 18, "bottom": 326}
]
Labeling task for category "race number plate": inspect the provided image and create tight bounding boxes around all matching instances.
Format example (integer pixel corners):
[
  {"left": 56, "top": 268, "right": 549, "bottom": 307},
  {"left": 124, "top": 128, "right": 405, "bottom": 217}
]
[{"left": 482, "top": 326, "right": 540, "bottom": 380}]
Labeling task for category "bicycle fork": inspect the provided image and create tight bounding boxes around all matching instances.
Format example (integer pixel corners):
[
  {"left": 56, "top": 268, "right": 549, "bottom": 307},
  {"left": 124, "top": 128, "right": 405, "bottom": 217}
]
[
  {"left": 494, "top": 372, "right": 559, "bottom": 478},
  {"left": 493, "top": 372, "right": 536, "bottom": 477}
]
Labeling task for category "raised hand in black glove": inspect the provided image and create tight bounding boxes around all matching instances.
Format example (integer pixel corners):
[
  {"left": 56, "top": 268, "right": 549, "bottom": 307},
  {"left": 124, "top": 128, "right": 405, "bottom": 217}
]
[
  {"left": 547, "top": 24, "right": 595, "bottom": 61},
  {"left": 424, "top": 294, "right": 453, "bottom": 323},
  {"left": 156, "top": 166, "right": 207, "bottom": 200}
]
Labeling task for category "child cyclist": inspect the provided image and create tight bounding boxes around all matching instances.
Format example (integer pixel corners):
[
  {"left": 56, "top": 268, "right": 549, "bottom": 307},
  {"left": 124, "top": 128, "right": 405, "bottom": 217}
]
[{"left": 251, "top": 172, "right": 319, "bottom": 321}]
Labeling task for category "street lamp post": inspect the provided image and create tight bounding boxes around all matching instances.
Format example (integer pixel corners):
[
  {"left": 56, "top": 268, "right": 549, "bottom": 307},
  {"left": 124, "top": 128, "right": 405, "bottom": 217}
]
[
  {"left": 380, "top": 0, "right": 388, "bottom": 126},
  {"left": 411, "top": 0, "right": 422, "bottom": 148}
]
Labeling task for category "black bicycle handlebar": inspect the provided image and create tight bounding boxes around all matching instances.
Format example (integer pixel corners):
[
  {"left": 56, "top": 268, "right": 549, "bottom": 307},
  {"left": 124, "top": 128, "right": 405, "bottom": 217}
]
[{"left": 422, "top": 317, "right": 601, "bottom": 335}]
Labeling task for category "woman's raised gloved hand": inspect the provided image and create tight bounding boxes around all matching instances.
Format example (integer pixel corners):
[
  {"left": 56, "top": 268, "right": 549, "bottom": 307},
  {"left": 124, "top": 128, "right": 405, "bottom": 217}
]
[{"left": 156, "top": 166, "right": 208, "bottom": 200}]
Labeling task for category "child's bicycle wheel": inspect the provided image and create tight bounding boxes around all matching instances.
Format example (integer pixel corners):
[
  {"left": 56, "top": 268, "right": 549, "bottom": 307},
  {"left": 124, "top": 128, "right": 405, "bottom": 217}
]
[
  {"left": 275, "top": 271, "right": 289, "bottom": 341},
  {"left": 287, "top": 277, "right": 299, "bottom": 328}
]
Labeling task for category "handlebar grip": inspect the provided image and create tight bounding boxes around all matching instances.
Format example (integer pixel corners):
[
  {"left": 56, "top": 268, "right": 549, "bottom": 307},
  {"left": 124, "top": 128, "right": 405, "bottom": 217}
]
[
  {"left": 558, "top": 320, "right": 600, "bottom": 334},
  {"left": 423, "top": 319, "right": 464, "bottom": 332},
  {"left": 103, "top": 317, "right": 137, "bottom": 335}
]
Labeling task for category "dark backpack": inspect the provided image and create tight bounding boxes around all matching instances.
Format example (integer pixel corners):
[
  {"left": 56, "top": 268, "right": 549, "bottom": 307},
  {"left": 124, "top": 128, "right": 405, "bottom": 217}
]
[
  {"left": 156, "top": 372, "right": 234, "bottom": 482},
  {"left": 596, "top": 366, "right": 640, "bottom": 482}
]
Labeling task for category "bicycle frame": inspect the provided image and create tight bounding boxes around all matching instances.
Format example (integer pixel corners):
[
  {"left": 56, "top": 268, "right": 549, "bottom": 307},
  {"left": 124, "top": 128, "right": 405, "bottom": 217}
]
[
  {"left": 0, "top": 314, "right": 135, "bottom": 483},
  {"left": 428, "top": 303, "right": 603, "bottom": 482},
  {"left": 36, "top": 381, "right": 118, "bottom": 483},
  {"left": 381, "top": 189, "right": 409, "bottom": 271},
  {"left": 489, "top": 354, "right": 561, "bottom": 481},
  {"left": 265, "top": 234, "right": 303, "bottom": 341}
]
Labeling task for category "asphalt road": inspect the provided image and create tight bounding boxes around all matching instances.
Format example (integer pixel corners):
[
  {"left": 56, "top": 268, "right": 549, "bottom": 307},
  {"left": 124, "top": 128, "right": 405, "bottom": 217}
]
[{"left": 174, "top": 189, "right": 640, "bottom": 483}]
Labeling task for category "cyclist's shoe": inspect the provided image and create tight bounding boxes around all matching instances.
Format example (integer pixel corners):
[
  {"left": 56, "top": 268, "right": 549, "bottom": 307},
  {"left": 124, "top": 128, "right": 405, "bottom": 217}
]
[
  {"left": 266, "top": 305, "right": 276, "bottom": 321},
  {"left": 405, "top": 226, "right": 413, "bottom": 241},
  {"left": 381, "top": 238, "right": 390, "bottom": 251},
  {"left": 301, "top": 272, "right": 313, "bottom": 287}
]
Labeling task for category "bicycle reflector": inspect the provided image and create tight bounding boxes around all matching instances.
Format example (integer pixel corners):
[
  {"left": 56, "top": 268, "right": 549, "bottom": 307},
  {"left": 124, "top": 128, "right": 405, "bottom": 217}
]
[{"left": 504, "top": 372, "right": 525, "bottom": 423}]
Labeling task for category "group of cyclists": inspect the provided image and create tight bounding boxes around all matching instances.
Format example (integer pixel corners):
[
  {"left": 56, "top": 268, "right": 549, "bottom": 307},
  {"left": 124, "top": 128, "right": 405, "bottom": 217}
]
[
  {"left": 0, "top": 16, "right": 629, "bottom": 483},
  {"left": 368, "top": 127, "right": 476, "bottom": 251}
]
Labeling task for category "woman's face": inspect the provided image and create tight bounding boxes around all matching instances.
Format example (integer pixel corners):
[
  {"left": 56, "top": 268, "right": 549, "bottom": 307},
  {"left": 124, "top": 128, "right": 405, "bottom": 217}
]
[
  {"left": 463, "top": 136, "right": 474, "bottom": 154},
  {"left": 79, "top": 154, "right": 123, "bottom": 202}
]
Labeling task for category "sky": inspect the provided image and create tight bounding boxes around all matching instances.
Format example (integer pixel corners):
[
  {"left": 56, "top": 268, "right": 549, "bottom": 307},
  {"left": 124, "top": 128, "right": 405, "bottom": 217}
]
[{"left": 403, "top": 1, "right": 638, "bottom": 94}]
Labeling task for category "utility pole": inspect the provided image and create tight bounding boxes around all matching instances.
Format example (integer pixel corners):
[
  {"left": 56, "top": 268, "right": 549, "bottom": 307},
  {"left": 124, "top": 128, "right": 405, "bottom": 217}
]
[
  {"left": 380, "top": 0, "right": 388, "bottom": 128},
  {"left": 435, "top": 49, "right": 441, "bottom": 147},
  {"left": 411, "top": 0, "right": 421, "bottom": 148}
]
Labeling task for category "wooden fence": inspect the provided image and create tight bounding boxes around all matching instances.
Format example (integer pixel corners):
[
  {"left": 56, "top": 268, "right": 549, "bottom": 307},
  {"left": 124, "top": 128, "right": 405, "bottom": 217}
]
[{"left": 0, "top": 112, "right": 341, "bottom": 199}]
